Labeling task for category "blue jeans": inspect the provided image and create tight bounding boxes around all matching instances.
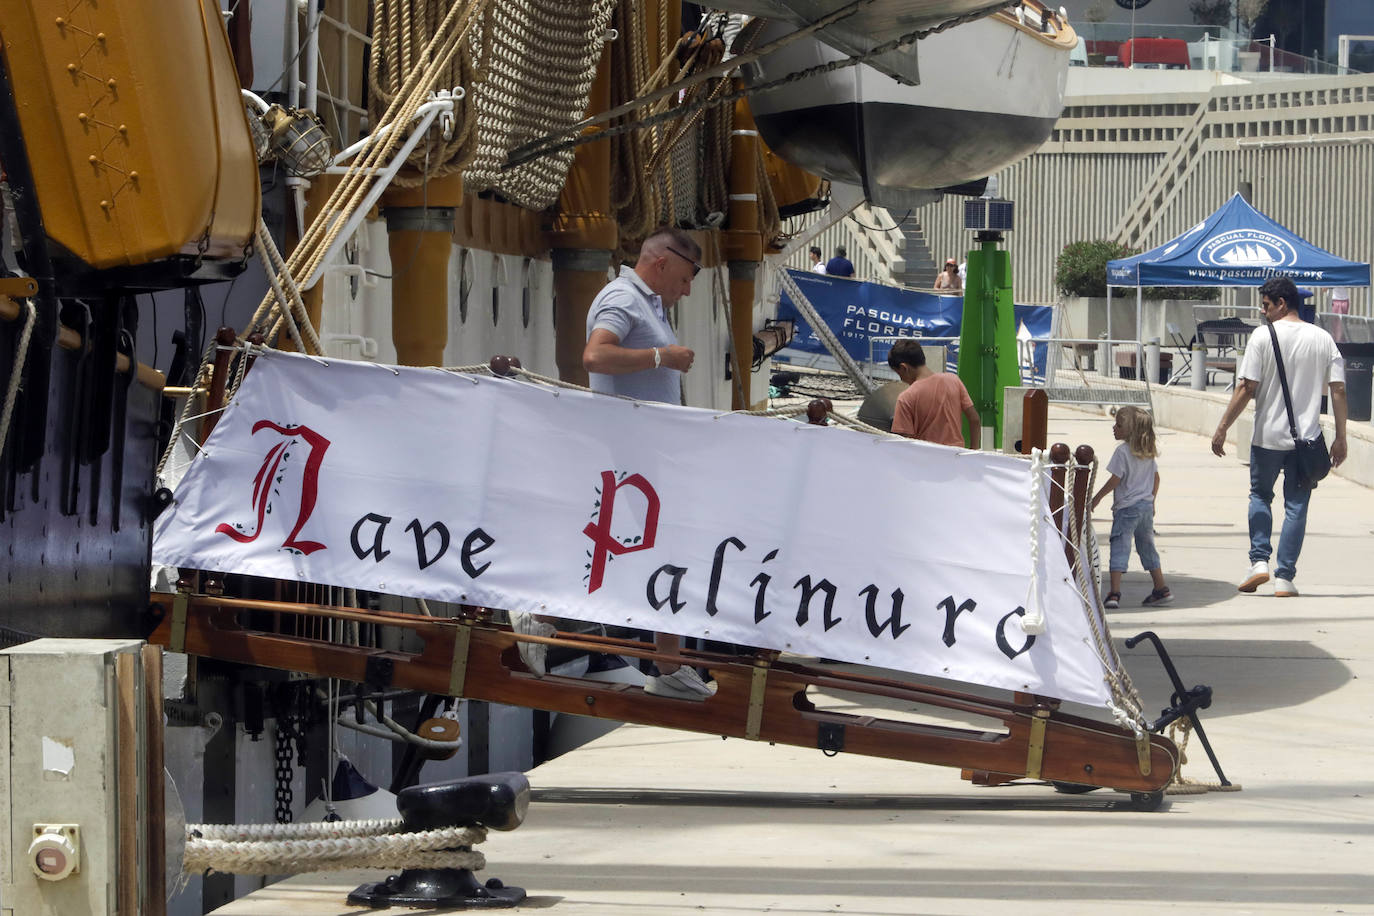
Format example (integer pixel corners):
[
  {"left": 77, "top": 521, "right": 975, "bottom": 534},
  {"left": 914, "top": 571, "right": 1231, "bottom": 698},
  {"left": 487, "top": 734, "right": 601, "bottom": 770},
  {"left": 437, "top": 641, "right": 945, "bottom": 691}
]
[
  {"left": 1248, "top": 445, "right": 1311, "bottom": 582},
  {"left": 1110, "top": 500, "right": 1160, "bottom": 573}
]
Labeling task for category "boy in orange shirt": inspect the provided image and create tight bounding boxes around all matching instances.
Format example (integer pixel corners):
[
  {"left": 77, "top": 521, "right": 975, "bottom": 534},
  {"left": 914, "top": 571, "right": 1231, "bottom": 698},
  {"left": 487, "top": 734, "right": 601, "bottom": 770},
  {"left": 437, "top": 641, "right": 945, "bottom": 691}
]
[{"left": 887, "top": 339, "right": 981, "bottom": 448}]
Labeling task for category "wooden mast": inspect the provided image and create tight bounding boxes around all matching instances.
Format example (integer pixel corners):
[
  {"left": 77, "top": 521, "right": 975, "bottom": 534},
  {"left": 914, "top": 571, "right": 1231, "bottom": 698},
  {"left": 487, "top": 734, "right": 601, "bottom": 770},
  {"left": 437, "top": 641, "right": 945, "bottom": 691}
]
[{"left": 546, "top": 36, "right": 617, "bottom": 387}]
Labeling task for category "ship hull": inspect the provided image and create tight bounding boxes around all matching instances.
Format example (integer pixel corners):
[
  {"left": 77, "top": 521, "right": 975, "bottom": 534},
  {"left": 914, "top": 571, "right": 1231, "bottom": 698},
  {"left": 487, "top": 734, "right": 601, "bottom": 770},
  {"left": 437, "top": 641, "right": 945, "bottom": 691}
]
[{"left": 746, "top": 8, "right": 1072, "bottom": 203}]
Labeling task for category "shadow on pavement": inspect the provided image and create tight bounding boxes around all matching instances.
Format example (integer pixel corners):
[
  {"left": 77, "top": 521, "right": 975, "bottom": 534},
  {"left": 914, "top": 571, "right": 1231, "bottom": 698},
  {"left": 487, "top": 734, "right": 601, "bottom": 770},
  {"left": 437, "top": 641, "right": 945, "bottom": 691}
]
[{"left": 1114, "top": 637, "right": 1351, "bottom": 719}]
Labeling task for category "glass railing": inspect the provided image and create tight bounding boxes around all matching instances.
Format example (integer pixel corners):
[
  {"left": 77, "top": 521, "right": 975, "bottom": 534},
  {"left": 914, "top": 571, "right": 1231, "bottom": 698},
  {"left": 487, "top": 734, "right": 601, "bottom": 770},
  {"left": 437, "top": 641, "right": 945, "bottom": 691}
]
[
  {"left": 1072, "top": 23, "right": 1366, "bottom": 75},
  {"left": 1073, "top": 22, "right": 1246, "bottom": 44}
]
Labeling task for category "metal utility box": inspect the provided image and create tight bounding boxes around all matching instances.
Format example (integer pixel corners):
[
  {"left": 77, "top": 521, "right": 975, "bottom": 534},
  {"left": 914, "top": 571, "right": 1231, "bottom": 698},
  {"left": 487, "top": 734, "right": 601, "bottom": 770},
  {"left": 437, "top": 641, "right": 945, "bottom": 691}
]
[{"left": 1, "top": 639, "right": 162, "bottom": 915}]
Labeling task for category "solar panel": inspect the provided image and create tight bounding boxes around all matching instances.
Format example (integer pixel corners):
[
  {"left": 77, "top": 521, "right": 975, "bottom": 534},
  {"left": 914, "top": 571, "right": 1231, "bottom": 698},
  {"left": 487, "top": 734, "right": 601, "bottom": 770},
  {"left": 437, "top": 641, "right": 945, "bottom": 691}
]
[{"left": 964, "top": 199, "right": 1015, "bottom": 232}]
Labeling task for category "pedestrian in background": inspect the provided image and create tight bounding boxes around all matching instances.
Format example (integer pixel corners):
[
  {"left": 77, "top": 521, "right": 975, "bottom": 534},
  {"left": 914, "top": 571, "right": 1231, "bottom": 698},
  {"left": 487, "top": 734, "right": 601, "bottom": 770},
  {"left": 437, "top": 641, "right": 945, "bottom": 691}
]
[
  {"left": 808, "top": 246, "right": 826, "bottom": 273},
  {"left": 825, "top": 246, "right": 855, "bottom": 278},
  {"left": 1211, "top": 276, "right": 1347, "bottom": 597},
  {"left": 934, "top": 258, "right": 961, "bottom": 291}
]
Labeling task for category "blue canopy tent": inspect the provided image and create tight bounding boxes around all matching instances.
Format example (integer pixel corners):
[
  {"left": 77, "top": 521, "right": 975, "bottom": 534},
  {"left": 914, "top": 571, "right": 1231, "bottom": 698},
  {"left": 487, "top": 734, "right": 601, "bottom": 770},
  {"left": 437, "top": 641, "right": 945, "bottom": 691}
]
[{"left": 1105, "top": 193, "right": 1371, "bottom": 341}]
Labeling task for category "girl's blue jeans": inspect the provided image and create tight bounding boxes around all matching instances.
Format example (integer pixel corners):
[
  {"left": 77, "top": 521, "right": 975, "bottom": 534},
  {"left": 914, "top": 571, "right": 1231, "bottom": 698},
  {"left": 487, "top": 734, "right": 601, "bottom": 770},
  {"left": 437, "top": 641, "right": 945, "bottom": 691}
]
[{"left": 1110, "top": 500, "right": 1160, "bottom": 573}]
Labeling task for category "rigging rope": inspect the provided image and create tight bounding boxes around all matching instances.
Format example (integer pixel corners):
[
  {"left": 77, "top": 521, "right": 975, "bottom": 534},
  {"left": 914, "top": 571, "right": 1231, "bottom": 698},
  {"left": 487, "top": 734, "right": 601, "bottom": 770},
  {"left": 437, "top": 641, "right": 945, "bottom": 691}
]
[
  {"left": 368, "top": 0, "right": 483, "bottom": 185},
  {"left": 459, "top": 0, "right": 618, "bottom": 208}
]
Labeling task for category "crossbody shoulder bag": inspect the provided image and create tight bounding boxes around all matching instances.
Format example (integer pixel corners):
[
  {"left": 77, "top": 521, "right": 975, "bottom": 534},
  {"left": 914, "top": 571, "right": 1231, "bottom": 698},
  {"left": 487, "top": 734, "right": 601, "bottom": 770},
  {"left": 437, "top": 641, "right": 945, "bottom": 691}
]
[{"left": 1267, "top": 320, "right": 1331, "bottom": 490}]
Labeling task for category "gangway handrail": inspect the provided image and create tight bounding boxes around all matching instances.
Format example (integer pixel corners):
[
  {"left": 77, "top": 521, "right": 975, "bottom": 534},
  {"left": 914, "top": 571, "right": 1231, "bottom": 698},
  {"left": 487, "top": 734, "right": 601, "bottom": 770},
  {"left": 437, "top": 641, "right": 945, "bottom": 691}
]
[{"left": 1036, "top": 337, "right": 1155, "bottom": 410}]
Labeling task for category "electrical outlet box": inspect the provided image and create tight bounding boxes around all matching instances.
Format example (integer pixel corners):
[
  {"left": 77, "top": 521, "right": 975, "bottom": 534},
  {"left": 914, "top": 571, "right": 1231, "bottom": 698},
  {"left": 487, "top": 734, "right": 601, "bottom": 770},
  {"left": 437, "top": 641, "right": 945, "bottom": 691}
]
[{"left": 1, "top": 639, "right": 148, "bottom": 915}]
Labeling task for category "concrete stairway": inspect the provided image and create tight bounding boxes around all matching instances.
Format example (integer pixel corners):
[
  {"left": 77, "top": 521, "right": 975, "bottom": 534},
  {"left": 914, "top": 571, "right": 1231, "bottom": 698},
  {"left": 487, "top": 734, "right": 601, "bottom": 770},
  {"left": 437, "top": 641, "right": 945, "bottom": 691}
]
[{"left": 887, "top": 213, "right": 940, "bottom": 289}]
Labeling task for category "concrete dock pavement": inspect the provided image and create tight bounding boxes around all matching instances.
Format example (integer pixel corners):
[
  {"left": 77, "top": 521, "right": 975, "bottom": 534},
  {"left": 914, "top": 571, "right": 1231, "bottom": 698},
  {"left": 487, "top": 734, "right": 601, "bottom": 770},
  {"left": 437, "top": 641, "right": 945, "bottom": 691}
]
[{"left": 212, "top": 407, "right": 1374, "bottom": 915}]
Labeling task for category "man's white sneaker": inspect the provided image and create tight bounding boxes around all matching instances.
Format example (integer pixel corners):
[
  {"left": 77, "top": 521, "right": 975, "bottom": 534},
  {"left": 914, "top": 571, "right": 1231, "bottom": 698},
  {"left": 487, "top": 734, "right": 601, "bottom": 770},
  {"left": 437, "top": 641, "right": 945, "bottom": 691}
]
[
  {"left": 645, "top": 665, "right": 716, "bottom": 701},
  {"left": 1274, "top": 578, "right": 1299, "bottom": 597},
  {"left": 511, "top": 612, "right": 555, "bottom": 677},
  {"left": 1238, "top": 561, "right": 1270, "bottom": 593}
]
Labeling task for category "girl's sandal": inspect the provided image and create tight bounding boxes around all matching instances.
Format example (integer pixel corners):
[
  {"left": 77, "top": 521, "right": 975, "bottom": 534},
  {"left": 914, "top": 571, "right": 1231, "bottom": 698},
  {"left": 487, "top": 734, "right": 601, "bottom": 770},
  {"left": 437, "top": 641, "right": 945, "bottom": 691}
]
[
  {"left": 1104, "top": 591, "right": 1121, "bottom": 609},
  {"left": 1142, "top": 587, "right": 1174, "bottom": 607}
]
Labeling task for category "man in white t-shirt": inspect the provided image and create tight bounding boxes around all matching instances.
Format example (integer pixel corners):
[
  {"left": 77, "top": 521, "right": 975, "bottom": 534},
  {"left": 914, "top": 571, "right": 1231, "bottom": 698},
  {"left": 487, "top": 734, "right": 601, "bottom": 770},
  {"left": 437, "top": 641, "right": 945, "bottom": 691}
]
[
  {"left": 808, "top": 246, "right": 827, "bottom": 273},
  {"left": 1211, "top": 276, "right": 1348, "bottom": 597}
]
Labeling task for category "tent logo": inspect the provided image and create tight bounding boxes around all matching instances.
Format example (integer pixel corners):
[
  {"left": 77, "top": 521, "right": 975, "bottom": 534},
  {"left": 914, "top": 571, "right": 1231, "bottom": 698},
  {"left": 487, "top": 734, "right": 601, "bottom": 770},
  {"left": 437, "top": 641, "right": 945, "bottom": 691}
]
[{"left": 1200, "top": 230, "right": 1297, "bottom": 268}]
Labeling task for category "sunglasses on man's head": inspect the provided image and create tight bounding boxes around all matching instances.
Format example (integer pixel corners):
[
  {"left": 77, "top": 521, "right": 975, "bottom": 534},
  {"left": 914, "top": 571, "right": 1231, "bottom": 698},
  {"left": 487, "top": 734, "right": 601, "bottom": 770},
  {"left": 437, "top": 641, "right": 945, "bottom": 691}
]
[{"left": 665, "top": 246, "right": 702, "bottom": 277}]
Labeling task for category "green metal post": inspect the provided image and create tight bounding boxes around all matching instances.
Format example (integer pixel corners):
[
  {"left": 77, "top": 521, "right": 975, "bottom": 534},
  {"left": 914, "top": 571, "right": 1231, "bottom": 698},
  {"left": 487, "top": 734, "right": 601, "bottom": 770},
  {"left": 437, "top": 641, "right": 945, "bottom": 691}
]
[{"left": 956, "top": 236, "right": 1019, "bottom": 450}]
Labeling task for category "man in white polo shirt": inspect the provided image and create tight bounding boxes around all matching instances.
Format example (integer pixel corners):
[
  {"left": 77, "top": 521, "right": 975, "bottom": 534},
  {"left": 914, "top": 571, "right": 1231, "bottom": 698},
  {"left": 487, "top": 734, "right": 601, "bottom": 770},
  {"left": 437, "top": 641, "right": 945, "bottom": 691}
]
[
  {"left": 583, "top": 226, "right": 698, "bottom": 402},
  {"left": 1211, "top": 276, "right": 1348, "bottom": 598}
]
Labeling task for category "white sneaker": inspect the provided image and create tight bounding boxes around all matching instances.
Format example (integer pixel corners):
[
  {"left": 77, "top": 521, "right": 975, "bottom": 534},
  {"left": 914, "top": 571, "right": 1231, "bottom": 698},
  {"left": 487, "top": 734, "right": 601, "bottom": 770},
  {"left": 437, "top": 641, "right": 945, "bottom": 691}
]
[
  {"left": 644, "top": 665, "right": 716, "bottom": 701},
  {"left": 511, "top": 612, "right": 555, "bottom": 677},
  {"left": 1238, "top": 561, "right": 1269, "bottom": 593},
  {"left": 1274, "top": 578, "right": 1299, "bottom": 597}
]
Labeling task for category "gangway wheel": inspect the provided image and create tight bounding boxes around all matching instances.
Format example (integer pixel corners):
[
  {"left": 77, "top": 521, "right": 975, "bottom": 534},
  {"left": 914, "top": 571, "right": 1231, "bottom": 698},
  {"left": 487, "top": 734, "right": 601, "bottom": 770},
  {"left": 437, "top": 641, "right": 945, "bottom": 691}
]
[{"left": 1129, "top": 789, "right": 1165, "bottom": 812}]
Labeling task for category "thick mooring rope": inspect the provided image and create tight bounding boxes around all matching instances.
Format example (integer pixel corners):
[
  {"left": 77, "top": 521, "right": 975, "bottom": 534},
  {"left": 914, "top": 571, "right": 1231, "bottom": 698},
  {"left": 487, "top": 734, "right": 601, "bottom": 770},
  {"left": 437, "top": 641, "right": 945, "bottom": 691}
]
[{"left": 183, "top": 820, "right": 487, "bottom": 875}]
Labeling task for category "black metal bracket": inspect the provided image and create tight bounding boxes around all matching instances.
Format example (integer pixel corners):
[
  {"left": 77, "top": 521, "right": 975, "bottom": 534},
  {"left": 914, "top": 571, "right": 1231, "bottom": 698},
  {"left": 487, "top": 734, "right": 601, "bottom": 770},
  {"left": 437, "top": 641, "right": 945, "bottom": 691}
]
[
  {"left": 109, "top": 326, "right": 136, "bottom": 530},
  {"left": 1125, "top": 630, "right": 1231, "bottom": 787},
  {"left": 365, "top": 655, "right": 396, "bottom": 690},
  {"left": 59, "top": 301, "right": 93, "bottom": 517},
  {"left": 348, "top": 867, "right": 524, "bottom": 909},
  {"left": 817, "top": 722, "right": 845, "bottom": 757}
]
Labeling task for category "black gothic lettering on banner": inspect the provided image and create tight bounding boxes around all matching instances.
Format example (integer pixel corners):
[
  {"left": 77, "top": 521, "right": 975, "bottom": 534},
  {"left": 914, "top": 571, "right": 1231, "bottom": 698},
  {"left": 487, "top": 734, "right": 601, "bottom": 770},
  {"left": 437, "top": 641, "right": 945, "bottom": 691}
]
[
  {"left": 406, "top": 519, "right": 450, "bottom": 570},
  {"left": 461, "top": 528, "right": 494, "bottom": 578},
  {"left": 351, "top": 513, "right": 392, "bottom": 562},
  {"left": 647, "top": 565, "right": 688, "bottom": 613},
  {"left": 860, "top": 584, "right": 910, "bottom": 639},
  {"left": 937, "top": 596, "right": 976, "bottom": 647},
  {"left": 750, "top": 549, "right": 779, "bottom": 623},
  {"left": 793, "top": 576, "right": 842, "bottom": 631},
  {"left": 632, "top": 544, "right": 1041, "bottom": 665},
  {"left": 348, "top": 513, "right": 494, "bottom": 578},
  {"left": 995, "top": 607, "right": 1037, "bottom": 660},
  {"left": 706, "top": 537, "right": 745, "bottom": 616}
]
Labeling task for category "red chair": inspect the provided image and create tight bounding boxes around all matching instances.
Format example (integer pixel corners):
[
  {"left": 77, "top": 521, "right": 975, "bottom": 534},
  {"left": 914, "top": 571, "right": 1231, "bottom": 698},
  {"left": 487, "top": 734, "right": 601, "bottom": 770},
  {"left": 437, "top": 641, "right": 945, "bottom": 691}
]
[{"left": 1119, "top": 38, "right": 1190, "bottom": 70}]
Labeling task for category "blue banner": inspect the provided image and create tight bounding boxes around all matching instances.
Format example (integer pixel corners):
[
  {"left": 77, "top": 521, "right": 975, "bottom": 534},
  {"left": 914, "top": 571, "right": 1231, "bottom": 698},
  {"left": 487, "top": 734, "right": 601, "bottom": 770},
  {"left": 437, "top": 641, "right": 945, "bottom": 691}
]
[{"left": 777, "top": 270, "right": 1053, "bottom": 377}]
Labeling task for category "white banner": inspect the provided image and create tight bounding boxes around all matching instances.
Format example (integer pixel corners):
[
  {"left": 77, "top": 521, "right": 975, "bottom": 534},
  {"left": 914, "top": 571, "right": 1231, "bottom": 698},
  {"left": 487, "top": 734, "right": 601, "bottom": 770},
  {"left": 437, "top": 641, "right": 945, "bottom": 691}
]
[{"left": 153, "top": 352, "right": 1112, "bottom": 706}]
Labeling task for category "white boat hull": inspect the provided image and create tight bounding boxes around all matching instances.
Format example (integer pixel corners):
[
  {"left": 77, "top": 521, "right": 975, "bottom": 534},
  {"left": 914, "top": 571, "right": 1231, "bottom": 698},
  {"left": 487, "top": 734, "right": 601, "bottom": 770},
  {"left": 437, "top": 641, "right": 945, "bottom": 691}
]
[{"left": 745, "top": 9, "right": 1072, "bottom": 205}]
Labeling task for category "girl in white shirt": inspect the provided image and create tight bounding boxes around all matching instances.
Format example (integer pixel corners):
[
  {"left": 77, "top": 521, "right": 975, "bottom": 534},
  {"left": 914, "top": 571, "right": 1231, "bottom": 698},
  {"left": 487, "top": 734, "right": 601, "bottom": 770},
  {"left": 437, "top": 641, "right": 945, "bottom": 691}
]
[{"left": 1091, "top": 406, "right": 1172, "bottom": 609}]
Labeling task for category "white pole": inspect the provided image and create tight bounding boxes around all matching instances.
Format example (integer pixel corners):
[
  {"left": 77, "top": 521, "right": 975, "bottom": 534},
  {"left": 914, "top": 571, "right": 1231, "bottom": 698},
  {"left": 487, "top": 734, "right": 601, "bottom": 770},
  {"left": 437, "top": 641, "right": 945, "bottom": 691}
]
[
  {"left": 304, "top": 0, "right": 322, "bottom": 113},
  {"left": 285, "top": 1, "right": 300, "bottom": 109},
  {"left": 1136, "top": 284, "right": 1143, "bottom": 346},
  {"left": 1192, "top": 339, "right": 1207, "bottom": 390},
  {"left": 1107, "top": 285, "right": 1113, "bottom": 341},
  {"left": 1130, "top": 4, "right": 1137, "bottom": 66},
  {"left": 1146, "top": 338, "right": 1160, "bottom": 386}
]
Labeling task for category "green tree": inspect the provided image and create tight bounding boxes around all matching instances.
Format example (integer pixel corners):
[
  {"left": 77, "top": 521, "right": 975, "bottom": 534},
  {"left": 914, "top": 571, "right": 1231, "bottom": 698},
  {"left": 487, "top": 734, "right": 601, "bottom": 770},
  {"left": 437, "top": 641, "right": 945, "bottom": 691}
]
[
  {"left": 1056, "top": 240, "right": 1133, "bottom": 298},
  {"left": 1056, "top": 240, "right": 1218, "bottom": 300}
]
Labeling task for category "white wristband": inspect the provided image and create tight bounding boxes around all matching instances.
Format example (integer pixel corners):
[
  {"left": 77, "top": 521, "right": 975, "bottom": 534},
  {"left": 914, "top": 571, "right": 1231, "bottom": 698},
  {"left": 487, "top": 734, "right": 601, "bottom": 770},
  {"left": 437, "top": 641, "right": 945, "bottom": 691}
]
[{"left": 652, "top": 347, "right": 661, "bottom": 369}]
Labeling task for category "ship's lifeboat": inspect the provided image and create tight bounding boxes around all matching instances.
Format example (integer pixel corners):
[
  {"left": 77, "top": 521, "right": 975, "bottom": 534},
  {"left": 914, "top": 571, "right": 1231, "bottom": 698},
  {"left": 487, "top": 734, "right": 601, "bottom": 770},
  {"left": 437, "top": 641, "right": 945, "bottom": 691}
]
[
  {"left": 723, "top": 0, "right": 1021, "bottom": 83},
  {"left": 743, "top": 1, "right": 1075, "bottom": 209}
]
